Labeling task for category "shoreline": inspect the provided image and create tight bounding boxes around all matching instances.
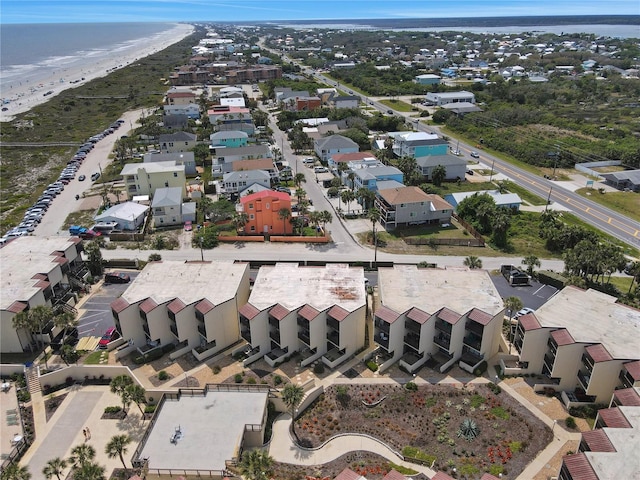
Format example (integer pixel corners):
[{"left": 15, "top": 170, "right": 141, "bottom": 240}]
[{"left": 0, "top": 23, "right": 194, "bottom": 122}]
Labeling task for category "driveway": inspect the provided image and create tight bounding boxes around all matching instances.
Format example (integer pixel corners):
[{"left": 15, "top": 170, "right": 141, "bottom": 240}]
[{"left": 77, "top": 271, "right": 138, "bottom": 338}]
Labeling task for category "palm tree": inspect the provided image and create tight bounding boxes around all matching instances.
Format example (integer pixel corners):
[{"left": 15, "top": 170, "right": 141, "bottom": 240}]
[
  {"left": 627, "top": 261, "right": 640, "bottom": 294},
  {"left": 341, "top": 190, "right": 356, "bottom": 215},
  {"left": 463, "top": 256, "right": 483, "bottom": 269},
  {"left": 1, "top": 464, "right": 31, "bottom": 480},
  {"left": 13, "top": 305, "right": 54, "bottom": 366},
  {"left": 125, "top": 384, "right": 147, "bottom": 418},
  {"left": 295, "top": 187, "right": 306, "bottom": 205},
  {"left": 504, "top": 296, "right": 523, "bottom": 354},
  {"left": 43, "top": 458, "right": 67, "bottom": 480},
  {"left": 277, "top": 208, "right": 291, "bottom": 235},
  {"left": 69, "top": 444, "right": 96, "bottom": 471},
  {"left": 356, "top": 187, "right": 375, "bottom": 211},
  {"left": 521, "top": 255, "right": 541, "bottom": 277},
  {"left": 105, "top": 435, "right": 131, "bottom": 472},
  {"left": 431, "top": 164, "right": 446, "bottom": 187},
  {"left": 232, "top": 212, "right": 248, "bottom": 234},
  {"left": 281, "top": 383, "right": 304, "bottom": 440},
  {"left": 367, "top": 207, "right": 381, "bottom": 265},
  {"left": 308, "top": 211, "right": 322, "bottom": 236},
  {"left": 293, "top": 173, "right": 306, "bottom": 188},
  {"left": 109, "top": 375, "right": 133, "bottom": 412},
  {"left": 71, "top": 463, "right": 105, "bottom": 480},
  {"left": 318, "top": 210, "right": 333, "bottom": 236},
  {"left": 238, "top": 450, "right": 273, "bottom": 480},
  {"left": 54, "top": 311, "right": 78, "bottom": 347}
]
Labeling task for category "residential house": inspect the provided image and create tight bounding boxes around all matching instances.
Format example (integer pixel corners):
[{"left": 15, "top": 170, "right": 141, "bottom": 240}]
[
  {"left": 237, "top": 263, "right": 366, "bottom": 369},
  {"left": 232, "top": 158, "right": 278, "bottom": 182},
  {"left": 1, "top": 237, "right": 85, "bottom": 353},
  {"left": 505, "top": 287, "right": 640, "bottom": 407},
  {"left": 353, "top": 165, "right": 404, "bottom": 192},
  {"left": 209, "top": 130, "right": 249, "bottom": 148},
  {"left": 211, "top": 144, "right": 272, "bottom": 175},
  {"left": 151, "top": 187, "right": 196, "bottom": 227},
  {"left": 317, "top": 121, "right": 348, "bottom": 136},
  {"left": 111, "top": 261, "right": 250, "bottom": 362},
  {"left": 239, "top": 183, "right": 272, "bottom": 198},
  {"left": 333, "top": 96, "right": 360, "bottom": 109},
  {"left": 558, "top": 388, "right": 640, "bottom": 480},
  {"left": 222, "top": 170, "right": 271, "bottom": 196},
  {"left": 328, "top": 152, "right": 377, "bottom": 171},
  {"left": 374, "top": 265, "right": 504, "bottom": 373},
  {"left": 144, "top": 152, "right": 197, "bottom": 175},
  {"left": 207, "top": 106, "right": 254, "bottom": 134},
  {"left": 375, "top": 187, "right": 453, "bottom": 230},
  {"left": 314, "top": 135, "right": 359, "bottom": 162},
  {"left": 163, "top": 103, "right": 201, "bottom": 119},
  {"left": 415, "top": 155, "right": 467, "bottom": 181},
  {"left": 120, "top": 162, "right": 186, "bottom": 198},
  {"left": 425, "top": 91, "right": 476, "bottom": 106},
  {"left": 414, "top": 74, "right": 441, "bottom": 85},
  {"left": 239, "top": 190, "right": 293, "bottom": 235},
  {"left": 444, "top": 190, "right": 522, "bottom": 211},
  {"left": 165, "top": 90, "right": 197, "bottom": 105},
  {"left": 392, "top": 132, "right": 448, "bottom": 158},
  {"left": 94, "top": 202, "right": 149, "bottom": 231},
  {"left": 159, "top": 132, "right": 197, "bottom": 154},
  {"left": 163, "top": 114, "right": 189, "bottom": 131},
  {"left": 225, "top": 64, "right": 281, "bottom": 83}
]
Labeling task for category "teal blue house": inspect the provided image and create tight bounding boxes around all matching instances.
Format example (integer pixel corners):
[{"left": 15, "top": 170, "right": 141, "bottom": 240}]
[{"left": 210, "top": 130, "right": 249, "bottom": 148}]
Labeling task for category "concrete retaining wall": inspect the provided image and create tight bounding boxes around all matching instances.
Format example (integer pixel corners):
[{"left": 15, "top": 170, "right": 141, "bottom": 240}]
[{"left": 575, "top": 160, "right": 621, "bottom": 180}]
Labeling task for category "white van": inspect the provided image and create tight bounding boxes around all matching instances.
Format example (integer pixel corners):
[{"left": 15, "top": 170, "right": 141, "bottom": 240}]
[{"left": 314, "top": 166, "right": 328, "bottom": 173}]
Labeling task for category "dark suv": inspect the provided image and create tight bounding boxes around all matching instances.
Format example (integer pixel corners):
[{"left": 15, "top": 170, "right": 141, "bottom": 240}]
[{"left": 104, "top": 272, "right": 130, "bottom": 284}]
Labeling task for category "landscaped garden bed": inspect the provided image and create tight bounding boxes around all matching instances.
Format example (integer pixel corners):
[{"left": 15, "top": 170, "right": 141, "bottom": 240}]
[
  {"left": 44, "top": 393, "right": 68, "bottom": 422},
  {"left": 295, "top": 383, "right": 551, "bottom": 478}
]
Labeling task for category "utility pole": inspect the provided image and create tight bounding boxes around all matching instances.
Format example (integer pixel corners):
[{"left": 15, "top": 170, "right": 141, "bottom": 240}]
[
  {"left": 553, "top": 145, "right": 560, "bottom": 179},
  {"left": 545, "top": 186, "right": 553, "bottom": 211},
  {"left": 489, "top": 158, "right": 496, "bottom": 183},
  {"left": 199, "top": 237, "right": 204, "bottom": 262}
]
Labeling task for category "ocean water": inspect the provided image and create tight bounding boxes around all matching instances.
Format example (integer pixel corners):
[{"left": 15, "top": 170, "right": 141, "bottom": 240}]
[{"left": 0, "top": 22, "right": 178, "bottom": 92}]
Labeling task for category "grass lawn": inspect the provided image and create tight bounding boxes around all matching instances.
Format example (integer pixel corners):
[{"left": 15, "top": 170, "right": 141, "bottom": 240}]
[
  {"left": 606, "top": 275, "right": 634, "bottom": 294},
  {"left": 501, "top": 181, "right": 548, "bottom": 206},
  {"left": 83, "top": 350, "right": 107, "bottom": 365},
  {"left": 379, "top": 99, "right": 413, "bottom": 112},
  {"left": 575, "top": 188, "right": 640, "bottom": 223}
]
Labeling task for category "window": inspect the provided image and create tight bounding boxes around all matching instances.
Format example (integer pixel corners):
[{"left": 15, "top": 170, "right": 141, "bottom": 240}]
[
  {"left": 250, "top": 225, "right": 255, "bottom": 231},
  {"left": 248, "top": 203, "right": 254, "bottom": 210},
  {"left": 266, "top": 203, "right": 270, "bottom": 209},
  {"left": 249, "top": 214, "right": 254, "bottom": 220},
  {"left": 173, "top": 172, "right": 178, "bottom": 177},
  {"left": 165, "top": 181, "right": 169, "bottom": 187}
]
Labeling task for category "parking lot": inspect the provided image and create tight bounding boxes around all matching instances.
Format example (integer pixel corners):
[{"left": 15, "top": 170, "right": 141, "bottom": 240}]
[
  {"left": 77, "top": 270, "right": 138, "bottom": 339},
  {"left": 489, "top": 272, "right": 559, "bottom": 312}
]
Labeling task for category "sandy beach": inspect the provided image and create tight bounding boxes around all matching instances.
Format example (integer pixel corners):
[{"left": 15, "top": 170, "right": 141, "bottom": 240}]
[{"left": 0, "top": 23, "right": 194, "bottom": 122}]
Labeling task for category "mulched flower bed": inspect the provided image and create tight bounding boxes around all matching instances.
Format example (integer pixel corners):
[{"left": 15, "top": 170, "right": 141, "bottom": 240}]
[
  {"left": 45, "top": 393, "right": 68, "bottom": 422},
  {"left": 295, "top": 384, "right": 552, "bottom": 479},
  {"left": 101, "top": 410, "right": 128, "bottom": 420},
  {"left": 271, "top": 452, "right": 429, "bottom": 480}
]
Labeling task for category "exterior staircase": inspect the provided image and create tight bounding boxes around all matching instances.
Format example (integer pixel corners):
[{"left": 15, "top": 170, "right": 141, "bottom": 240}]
[{"left": 25, "top": 366, "right": 41, "bottom": 394}]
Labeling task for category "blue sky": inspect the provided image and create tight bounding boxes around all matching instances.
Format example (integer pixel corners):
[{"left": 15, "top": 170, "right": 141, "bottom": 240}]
[{"left": 1, "top": 0, "right": 638, "bottom": 24}]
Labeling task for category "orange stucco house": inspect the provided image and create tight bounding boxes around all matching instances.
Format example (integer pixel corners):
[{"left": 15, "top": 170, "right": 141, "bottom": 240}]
[{"left": 240, "top": 190, "right": 293, "bottom": 235}]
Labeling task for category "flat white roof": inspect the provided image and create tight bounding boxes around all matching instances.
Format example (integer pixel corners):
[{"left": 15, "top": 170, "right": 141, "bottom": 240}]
[
  {"left": 0, "top": 237, "right": 79, "bottom": 310},
  {"left": 138, "top": 390, "right": 268, "bottom": 471},
  {"left": 378, "top": 265, "right": 504, "bottom": 316},
  {"left": 121, "top": 261, "right": 247, "bottom": 306},
  {"left": 250, "top": 263, "right": 365, "bottom": 313},
  {"left": 120, "top": 161, "right": 184, "bottom": 175},
  {"left": 535, "top": 287, "right": 640, "bottom": 360}
]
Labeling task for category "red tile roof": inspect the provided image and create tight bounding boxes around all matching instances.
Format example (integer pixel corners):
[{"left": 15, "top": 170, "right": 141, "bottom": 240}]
[
  {"left": 7, "top": 301, "right": 28, "bottom": 314},
  {"left": 581, "top": 429, "right": 616, "bottom": 452},
  {"left": 382, "top": 470, "right": 406, "bottom": 480},
  {"left": 239, "top": 303, "right": 261, "bottom": 320},
  {"left": 52, "top": 256, "right": 68, "bottom": 265},
  {"left": 550, "top": 329, "right": 575, "bottom": 346},
  {"left": 613, "top": 388, "right": 640, "bottom": 407},
  {"left": 328, "top": 305, "right": 349, "bottom": 322},
  {"left": 195, "top": 299, "right": 215, "bottom": 315},
  {"left": 585, "top": 344, "right": 613, "bottom": 363},
  {"left": 110, "top": 297, "right": 130, "bottom": 314},
  {"left": 375, "top": 305, "right": 402, "bottom": 324},
  {"left": 519, "top": 314, "right": 541, "bottom": 331},
  {"left": 298, "top": 304, "right": 320, "bottom": 321},
  {"left": 431, "top": 473, "right": 456, "bottom": 480},
  {"left": 139, "top": 298, "right": 158, "bottom": 314},
  {"left": 333, "top": 468, "right": 362, "bottom": 480},
  {"left": 34, "top": 280, "right": 50, "bottom": 290},
  {"left": 31, "top": 273, "right": 47, "bottom": 280},
  {"left": 269, "top": 303, "right": 290, "bottom": 321},
  {"left": 467, "top": 308, "right": 493, "bottom": 326},
  {"left": 436, "top": 307, "right": 461, "bottom": 325},
  {"left": 407, "top": 307, "right": 430, "bottom": 324},
  {"left": 598, "top": 407, "right": 632, "bottom": 428},
  {"left": 562, "top": 454, "right": 598, "bottom": 480},
  {"left": 167, "top": 298, "right": 187, "bottom": 315},
  {"left": 623, "top": 360, "right": 640, "bottom": 381}
]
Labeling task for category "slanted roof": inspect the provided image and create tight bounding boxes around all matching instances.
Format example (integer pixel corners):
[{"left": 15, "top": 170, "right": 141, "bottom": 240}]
[
  {"left": 210, "top": 130, "right": 248, "bottom": 141},
  {"left": 562, "top": 453, "right": 598, "bottom": 480},
  {"left": 586, "top": 343, "right": 613, "bottom": 363},
  {"left": 195, "top": 299, "right": 215, "bottom": 315},
  {"left": 598, "top": 407, "right": 632, "bottom": 428},
  {"left": 7, "top": 301, "right": 28, "bottom": 314},
  {"left": 624, "top": 360, "right": 640, "bottom": 381},
  {"left": 519, "top": 313, "right": 541, "bottom": 331},
  {"left": 613, "top": 388, "right": 640, "bottom": 407},
  {"left": 581, "top": 430, "right": 616, "bottom": 452},
  {"left": 167, "top": 298, "right": 187, "bottom": 315},
  {"left": 151, "top": 187, "right": 183, "bottom": 208},
  {"left": 407, "top": 307, "right": 430, "bottom": 324},
  {"left": 159, "top": 131, "right": 197, "bottom": 143},
  {"left": 551, "top": 329, "right": 575, "bottom": 346},
  {"left": 269, "top": 303, "right": 290, "bottom": 321},
  {"left": 415, "top": 154, "right": 467, "bottom": 167},
  {"left": 298, "top": 304, "right": 320, "bottom": 321},
  {"left": 331, "top": 152, "right": 376, "bottom": 163},
  {"left": 95, "top": 202, "right": 149, "bottom": 223},
  {"left": 467, "top": 308, "right": 493, "bottom": 325},
  {"left": 315, "top": 134, "right": 358, "bottom": 150},
  {"left": 334, "top": 468, "right": 364, "bottom": 480},
  {"left": 328, "top": 305, "right": 349, "bottom": 322},
  {"left": 378, "top": 186, "right": 431, "bottom": 205},
  {"left": 239, "top": 303, "right": 261, "bottom": 320},
  {"left": 110, "top": 297, "right": 130, "bottom": 314},
  {"left": 432, "top": 473, "right": 456, "bottom": 480},
  {"left": 375, "top": 305, "right": 402, "bottom": 324},
  {"left": 382, "top": 470, "right": 407, "bottom": 480},
  {"left": 437, "top": 307, "right": 462, "bottom": 325},
  {"left": 139, "top": 298, "right": 159, "bottom": 314},
  {"left": 232, "top": 158, "right": 274, "bottom": 172}
]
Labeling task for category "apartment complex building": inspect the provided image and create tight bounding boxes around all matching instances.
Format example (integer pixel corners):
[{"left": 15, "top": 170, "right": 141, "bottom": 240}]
[
  {"left": 237, "top": 263, "right": 366, "bottom": 369},
  {"left": 1, "top": 237, "right": 85, "bottom": 353},
  {"left": 239, "top": 190, "right": 293, "bottom": 235},
  {"left": 505, "top": 287, "right": 640, "bottom": 407},
  {"left": 374, "top": 266, "right": 504, "bottom": 373},
  {"left": 110, "top": 261, "right": 250, "bottom": 362},
  {"left": 120, "top": 162, "right": 187, "bottom": 198}
]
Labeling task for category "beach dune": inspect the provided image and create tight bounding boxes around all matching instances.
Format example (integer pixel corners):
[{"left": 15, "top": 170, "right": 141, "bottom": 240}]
[{"left": 0, "top": 23, "right": 194, "bottom": 122}]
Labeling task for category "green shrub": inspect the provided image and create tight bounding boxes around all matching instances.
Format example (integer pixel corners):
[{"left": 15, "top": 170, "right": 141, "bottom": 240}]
[
  {"left": 491, "top": 406, "right": 510, "bottom": 420},
  {"left": 508, "top": 441, "right": 522, "bottom": 453},
  {"left": 273, "top": 375, "right": 283, "bottom": 385},
  {"left": 565, "top": 416, "right": 577, "bottom": 429},
  {"left": 313, "top": 363, "right": 325, "bottom": 374},
  {"left": 104, "top": 406, "right": 122, "bottom": 414},
  {"left": 133, "top": 356, "right": 145, "bottom": 364},
  {"left": 489, "top": 464, "right": 504, "bottom": 476},
  {"left": 158, "top": 370, "right": 169, "bottom": 381},
  {"left": 246, "top": 377, "right": 257, "bottom": 385},
  {"left": 144, "top": 405, "right": 157, "bottom": 414},
  {"left": 366, "top": 360, "right": 379, "bottom": 372},
  {"left": 402, "top": 446, "right": 436, "bottom": 465},
  {"left": 234, "top": 373, "right": 243, "bottom": 383},
  {"left": 473, "top": 361, "right": 488, "bottom": 376},
  {"left": 211, "top": 365, "right": 221, "bottom": 375},
  {"left": 405, "top": 381, "right": 418, "bottom": 391},
  {"left": 487, "top": 383, "right": 502, "bottom": 395},
  {"left": 162, "top": 343, "right": 176, "bottom": 354},
  {"left": 470, "top": 394, "right": 486, "bottom": 408}
]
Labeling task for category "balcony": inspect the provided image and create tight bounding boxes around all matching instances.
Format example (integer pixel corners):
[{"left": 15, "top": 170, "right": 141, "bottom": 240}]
[
  {"left": 327, "top": 329, "right": 340, "bottom": 347},
  {"left": 374, "top": 332, "right": 390, "bottom": 350},
  {"left": 513, "top": 336, "right": 523, "bottom": 354},
  {"left": 169, "top": 323, "right": 179, "bottom": 339},
  {"left": 142, "top": 323, "right": 150, "bottom": 338},
  {"left": 193, "top": 339, "right": 218, "bottom": 362},
  {"left": 374, "top": 319, "right": 390, "bottom": 334},
  {"left": 327, "top": 317, "right": 339, "bottom": 332},
  {"left": 197, "top": 323, "right": 207, "bottom": 339},
  {"left": 619, "top": 370, "right": 634, "bottom": 389},
  {"left": 269, "top": 328, "right": 281, "bottom": 345},
  {"left": 581, "top": 353, "right": 594, "bottom": 374},
  {"left": 297, "top": 317, "right": 309, "bottom": 328},
  {"left": 435, "top": 320, "right": 452, "bottom": 335},
  {"left": 577, "top": 370, "right": 591, "bottom": 390},
  {"left": 404, "top": 333, "right": 420, "bottom": 350},
  {"left": 544, "top": 353, "right": 555, "bottom": 372},
  {"left": 434, "top": 334, "right": 451, "bottom": 351},
  {"left": 405, "top": 319, "right": 421, "bottom": 334},
  {"left": 547, "top": 338, "right": 558, "bottom": 355},
  {"left": 241, "top": 328, "right": 251, "bottom": 343},
  {"left": 466, "top": 321, "right": 484, "bottom": 337},
  {"left": 298, "top": 329, "right": 310, "bottom": 346},
  {"left": 463, "top": 334, "right": 482, "bottom": 352}
]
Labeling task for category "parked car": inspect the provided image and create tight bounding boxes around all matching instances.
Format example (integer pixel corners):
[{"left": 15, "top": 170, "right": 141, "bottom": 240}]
[
  {"left": 79, "top": 229, "right": 101, "bottom": 240},
  {"left": 515, "top": 307, "right": 535, "bottom": 318},
  {"left": 104, "top": 272, "right": 130, "bottom": 284},
  {"left": 184, "top": 221, "right": 192, "bottom": 232},
  {"left": 91, "top": 172, "right": 100, "bottom": 181},
  {"left": 98, "top": 327, "right": 120, "bottom": 349},
  {"left": 276, "top": 187, "right": 291, "bottom": 195},
  {"left": 78, "top": 175, "right": 86, "bottom": 181}
]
